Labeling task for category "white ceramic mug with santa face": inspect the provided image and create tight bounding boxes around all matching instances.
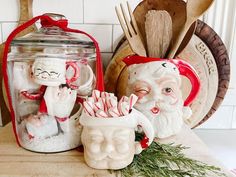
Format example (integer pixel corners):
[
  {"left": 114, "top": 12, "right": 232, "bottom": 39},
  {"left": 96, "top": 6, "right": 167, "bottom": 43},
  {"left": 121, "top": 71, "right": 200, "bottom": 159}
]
[
  {"left": 123, "top": 55, "right": 200, "bottom": 139},
  {"left": 32, "top": 58, "right": 79, "bottom": 86},
  {"left": 79, "top": 108, "right": 154, "bottom": 170}
]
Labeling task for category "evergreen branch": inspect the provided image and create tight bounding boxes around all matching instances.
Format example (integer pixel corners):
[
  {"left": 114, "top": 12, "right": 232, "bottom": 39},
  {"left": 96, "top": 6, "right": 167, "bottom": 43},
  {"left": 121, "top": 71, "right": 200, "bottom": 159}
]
[{"left": 112, "top": 137, "right": 226, "bottom": 177}]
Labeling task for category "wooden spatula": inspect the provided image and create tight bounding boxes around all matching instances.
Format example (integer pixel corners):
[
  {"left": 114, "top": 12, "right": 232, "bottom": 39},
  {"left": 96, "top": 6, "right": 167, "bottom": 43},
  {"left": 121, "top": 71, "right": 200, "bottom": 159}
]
[{"left": 145, "top": 10, "right": 172, "bottom": 58}]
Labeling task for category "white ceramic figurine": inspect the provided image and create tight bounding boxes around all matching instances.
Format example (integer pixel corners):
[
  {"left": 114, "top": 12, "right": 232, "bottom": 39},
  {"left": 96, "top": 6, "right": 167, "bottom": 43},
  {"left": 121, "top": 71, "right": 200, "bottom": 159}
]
[
  {"left": 123, "top": 55, "right": 200, "bottom": 139},
  {"left": 25, "top": 114, "right": 58, "bottom": 139}
]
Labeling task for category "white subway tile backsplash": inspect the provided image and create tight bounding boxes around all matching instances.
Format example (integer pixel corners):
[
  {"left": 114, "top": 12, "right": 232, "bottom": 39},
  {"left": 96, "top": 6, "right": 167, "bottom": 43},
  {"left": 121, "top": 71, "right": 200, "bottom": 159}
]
[
  {"left": 232, "top": 107, "right": 236, "bottom": 128},
  {"left": 0, "top": 0, "right": 19, "bottom": 21},
  {"left": 113, "top": 25, "right": 124, "bottom": 52},
  {"left": 198, "top": 106, "right": 234, "bottom": 129},
  {"left": 101, "top": 53, "right": 113, "bottom": 70},
  {"left": 69, "top": 24, "right": 112, "bottom": 52},
  {"left": 84, "top": 0, "right": 142, "bottom": 24},
  {"left": 222, "top": 89, "right": 236, "bottom": 106},
  {"left": 1, "top": 22, "right": 17, "bottom": 42},
  {"left": 33, "top": 0, "right": 83, "bottom": 23}
]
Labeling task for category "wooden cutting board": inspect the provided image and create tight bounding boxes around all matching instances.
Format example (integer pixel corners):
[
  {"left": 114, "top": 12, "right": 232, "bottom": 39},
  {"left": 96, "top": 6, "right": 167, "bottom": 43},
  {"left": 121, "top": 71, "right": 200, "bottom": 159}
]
[
  {"left": 191, "top": 20, "right": 230, "bottom": 127},
  {"left": 0, "top": 0, "right": 36, "bottom": 125}
]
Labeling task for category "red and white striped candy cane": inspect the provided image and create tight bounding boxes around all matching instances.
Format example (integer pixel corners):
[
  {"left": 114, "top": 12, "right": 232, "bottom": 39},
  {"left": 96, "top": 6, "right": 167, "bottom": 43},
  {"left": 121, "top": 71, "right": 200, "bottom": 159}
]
[
  {"left": 128, "top": 94, "right": 138, "bottom": 111},
  {"left": 92, "top": 90, "right": 100, "bottom": 102},
  {"left": 83, "top": 101, "right": 95, "bottom": 116},
  {"left": 120, "top": 102, "right": 129, "bottom": 116},
  {"left": 95, "top": 110, "right": 108, "bottom": 118},
  {"left": 108, "top": 107, "right": 121, "bottom": 117}
]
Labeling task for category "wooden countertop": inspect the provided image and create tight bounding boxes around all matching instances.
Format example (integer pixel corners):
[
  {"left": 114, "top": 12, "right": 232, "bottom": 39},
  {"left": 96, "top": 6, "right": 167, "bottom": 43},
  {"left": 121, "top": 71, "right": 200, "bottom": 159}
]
[{"left": 0, "top": 123, "right": 234, "bottom": 177}]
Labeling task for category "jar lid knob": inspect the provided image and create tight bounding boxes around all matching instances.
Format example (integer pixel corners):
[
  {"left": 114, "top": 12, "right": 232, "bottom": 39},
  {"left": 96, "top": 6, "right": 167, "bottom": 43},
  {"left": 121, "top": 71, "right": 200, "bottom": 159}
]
[{"left": 40, "top": 13, "right": 68, "bottom": 28}]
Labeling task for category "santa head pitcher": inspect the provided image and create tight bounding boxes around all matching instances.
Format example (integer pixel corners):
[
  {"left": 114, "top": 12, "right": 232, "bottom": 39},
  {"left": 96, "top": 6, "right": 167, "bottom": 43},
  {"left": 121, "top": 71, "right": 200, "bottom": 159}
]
[{"left": 123, "top": 55, "right": 200, "bottom": 139}]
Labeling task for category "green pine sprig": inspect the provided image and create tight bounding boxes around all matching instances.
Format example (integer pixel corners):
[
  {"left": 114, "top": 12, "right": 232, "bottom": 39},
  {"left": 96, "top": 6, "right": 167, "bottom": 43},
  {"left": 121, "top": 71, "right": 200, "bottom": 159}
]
[{"left": 112, "top": 133, "right": 226, "bottom": 177}]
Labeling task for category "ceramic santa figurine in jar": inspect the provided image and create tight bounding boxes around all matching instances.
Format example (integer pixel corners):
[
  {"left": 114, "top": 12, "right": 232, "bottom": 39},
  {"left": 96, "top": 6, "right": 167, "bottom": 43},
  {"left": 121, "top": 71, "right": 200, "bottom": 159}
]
[{"left": 123, "top": 55, "right": 200, "bottom": 139}]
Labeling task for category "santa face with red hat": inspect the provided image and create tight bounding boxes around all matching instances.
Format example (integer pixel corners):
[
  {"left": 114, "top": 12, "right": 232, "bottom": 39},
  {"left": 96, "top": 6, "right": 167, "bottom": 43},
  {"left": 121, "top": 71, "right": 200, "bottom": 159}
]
[{"left": 123, "top": 55, "right": 200, "bottom": 139}]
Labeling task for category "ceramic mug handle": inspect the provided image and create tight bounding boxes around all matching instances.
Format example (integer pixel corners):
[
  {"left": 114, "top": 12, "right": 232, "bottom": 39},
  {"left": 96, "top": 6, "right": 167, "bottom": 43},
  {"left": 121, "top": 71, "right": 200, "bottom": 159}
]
[
  {"left": 133, "top": 109, "right": 154, "bottom": 154},
  {"left": 77, "top": 65, "right": 95, "bottom": 94},
  {"left": 67, "top": 64, "right": 95, "bottom": 93},
  {"left": 66, "top": 61, "right": 80, "bottom": 84}
]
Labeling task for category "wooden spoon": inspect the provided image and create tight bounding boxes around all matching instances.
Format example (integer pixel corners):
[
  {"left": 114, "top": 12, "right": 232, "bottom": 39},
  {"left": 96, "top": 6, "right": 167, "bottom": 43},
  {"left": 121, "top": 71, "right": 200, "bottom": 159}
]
[
  {"left": 167, "top": 0, "right": 214, "bottom": 58},
  {"left": 145, "top": 10, "right": 172, "bottom": 58},
  {"left": 0, "top": 0, "right": 35, "bottom": 125}
]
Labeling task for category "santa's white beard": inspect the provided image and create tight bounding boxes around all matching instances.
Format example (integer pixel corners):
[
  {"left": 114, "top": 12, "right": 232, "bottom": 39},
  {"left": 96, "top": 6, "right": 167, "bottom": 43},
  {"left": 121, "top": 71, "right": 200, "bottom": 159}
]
[{"left": 135, "top": 102, "right": 183, "bottom": 139}]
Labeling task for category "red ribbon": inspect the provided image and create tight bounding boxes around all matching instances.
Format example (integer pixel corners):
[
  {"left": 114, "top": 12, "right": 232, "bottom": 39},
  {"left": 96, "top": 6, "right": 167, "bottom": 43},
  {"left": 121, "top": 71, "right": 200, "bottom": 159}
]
[{"left": 40, "top": 17, "right": 68, "bottom": 28}]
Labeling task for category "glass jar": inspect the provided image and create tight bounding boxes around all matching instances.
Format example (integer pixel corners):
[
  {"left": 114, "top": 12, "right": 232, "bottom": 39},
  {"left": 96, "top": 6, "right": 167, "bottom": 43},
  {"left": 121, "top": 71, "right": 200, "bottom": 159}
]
[{"left": 4, "top": 14, "right": 99, "bottom": 153}]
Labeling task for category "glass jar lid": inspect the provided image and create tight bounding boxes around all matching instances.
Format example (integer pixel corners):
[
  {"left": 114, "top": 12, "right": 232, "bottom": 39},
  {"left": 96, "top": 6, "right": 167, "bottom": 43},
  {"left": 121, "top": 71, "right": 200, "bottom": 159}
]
[{"left": 9, "top": 13, "right": 96, "bottom": 60}]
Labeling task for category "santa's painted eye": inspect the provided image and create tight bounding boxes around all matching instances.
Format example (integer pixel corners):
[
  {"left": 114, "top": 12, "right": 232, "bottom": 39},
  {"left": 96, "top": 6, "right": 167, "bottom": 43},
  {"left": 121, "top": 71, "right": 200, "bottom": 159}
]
[
  {"left": 162, "top": 63, "right": 167, "bottom": 67},
  {"left": 162, "top": 87, "right": 173, "bottom": 94},
  {"left": 136, "top": 89, "right": 149, "bottom": 94}
]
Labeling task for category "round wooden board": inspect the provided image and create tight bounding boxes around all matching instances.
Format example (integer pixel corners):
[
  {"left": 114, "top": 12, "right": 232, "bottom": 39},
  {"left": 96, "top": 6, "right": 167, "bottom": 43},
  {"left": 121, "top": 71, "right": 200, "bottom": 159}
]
[
  {"left": 191, "top": 20, "right": 230, "bottom": 127},
  {"left": 105, "top": 20, "right": 230, "bottom": 128},
  {"left": 177, "top": 34, "right": 219, "bottom": 127}
]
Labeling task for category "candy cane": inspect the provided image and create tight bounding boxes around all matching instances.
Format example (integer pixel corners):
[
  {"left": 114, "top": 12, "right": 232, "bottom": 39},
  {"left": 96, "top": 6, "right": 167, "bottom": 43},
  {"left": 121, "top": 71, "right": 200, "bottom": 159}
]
[
  {"left": 118, "top": 96, "right": 125, "bottom": 114},
  {"left": 120, "top": 102, "right": 129, "bottom": 116},
  {"left": 108, "top": 107, "right": 121, "bottom": 117},
  {"left": 87, "top": 97, "right": 95, "bottom": 103},
  {"left": 105, "top": 97, "right": 117, "bottom": 109},
  {"left": 83, "top": 101, "right": 95, "bottom": 116},
  {"left": 94, "top": 101, "right": 102, "bottom": 112},
  {"left": 105, "top": 97, "right": 111, "bottom": 109},
  {"left": 95, "top": 110, "right": 109, "bottom": 118},
  {"left": 97, "top": 97, "right": 105, "bottom": 111},
  {"left": 128, "top": 94, "right": 138, "bottom": 111},
  {"left": 101, "top": 91, "right": 109, "bottom": 99},
  {"left": 109, "top": 93, "right": 115, "bottom": 97},
  {"left": 100, "top": 97, "right": 108, "bottom": 112},
  {"left": 108, "top": 97, "right": 117, "bottom": 109},
  {"left": 87, "top": 100, "right": 95, "bottom": 112},
  {"left": 92, "top": 90, "right": 100, "bottom": 101},
  {"left": 123, "top": 96, "right": 129, "bottom": 102}
]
